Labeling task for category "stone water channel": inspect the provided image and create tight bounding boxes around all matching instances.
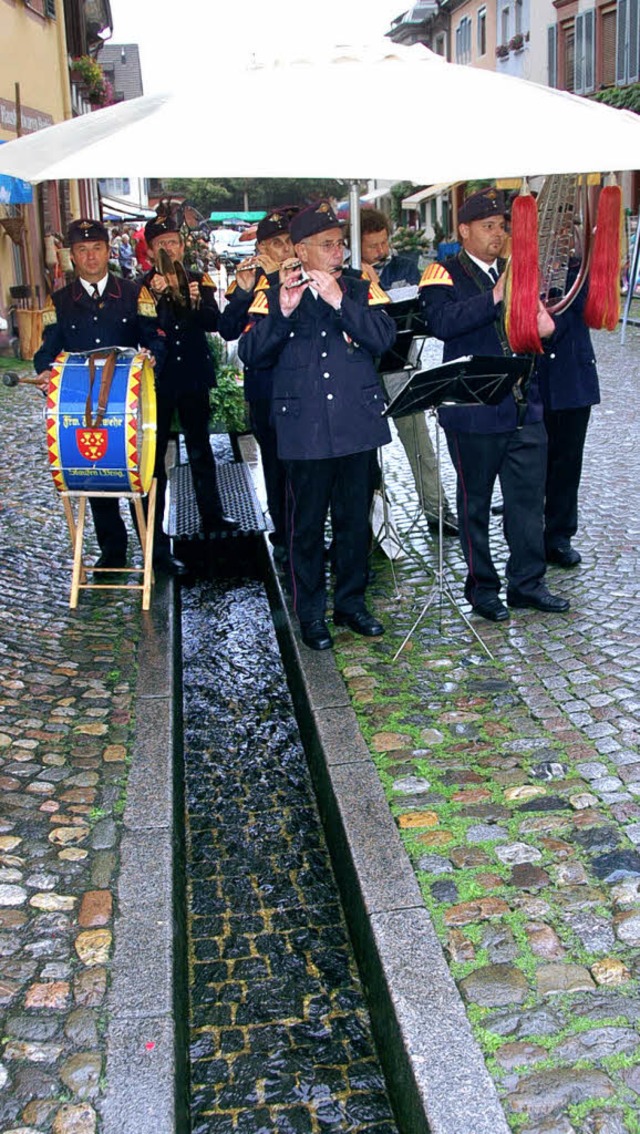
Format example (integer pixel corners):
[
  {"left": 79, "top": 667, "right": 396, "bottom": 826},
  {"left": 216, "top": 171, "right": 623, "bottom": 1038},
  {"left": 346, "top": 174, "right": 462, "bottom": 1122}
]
[{"left": 180, "top": 558, "right": 399, "bottom": 1134}]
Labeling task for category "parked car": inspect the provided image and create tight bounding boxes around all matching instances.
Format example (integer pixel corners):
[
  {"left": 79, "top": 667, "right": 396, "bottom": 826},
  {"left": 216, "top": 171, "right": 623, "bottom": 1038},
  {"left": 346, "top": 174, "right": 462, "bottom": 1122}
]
[{"left": 215, "top": 229, "right": 256, "bottom": 264}]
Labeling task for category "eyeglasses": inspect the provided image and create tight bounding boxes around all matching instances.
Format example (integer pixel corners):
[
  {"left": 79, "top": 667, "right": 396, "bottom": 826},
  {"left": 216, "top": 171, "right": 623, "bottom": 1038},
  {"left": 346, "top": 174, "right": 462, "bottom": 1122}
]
[{"left": 305, "top": 239, "right": 347, "bottom": 252}]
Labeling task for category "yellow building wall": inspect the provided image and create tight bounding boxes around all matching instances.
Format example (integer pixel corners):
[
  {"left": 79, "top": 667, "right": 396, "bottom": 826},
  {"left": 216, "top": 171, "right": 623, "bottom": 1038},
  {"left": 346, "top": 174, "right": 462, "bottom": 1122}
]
[{"left": 0, "top": 0, "right": 72, "bottom": 336}]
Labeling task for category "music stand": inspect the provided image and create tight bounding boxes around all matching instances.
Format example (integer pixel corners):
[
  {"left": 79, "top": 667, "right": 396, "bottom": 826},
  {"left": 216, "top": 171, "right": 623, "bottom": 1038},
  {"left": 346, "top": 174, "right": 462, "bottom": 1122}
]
[{"left": 384, "top": 355, "right": 531, "bottom": 660}]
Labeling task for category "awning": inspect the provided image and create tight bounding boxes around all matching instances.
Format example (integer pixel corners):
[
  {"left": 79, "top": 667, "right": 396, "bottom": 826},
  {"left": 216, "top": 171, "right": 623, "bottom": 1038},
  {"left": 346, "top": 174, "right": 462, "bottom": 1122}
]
[
  {"left": 99, "top": 192, "right": 155, "bottom": 220},
  {"left": 402, "top": 182, "right": 454, "bottom": 208},
  {"left": 0, "top": 142, "right": 32, "bottom": 204},
  {"left": 209, "top": 211, "right": 266, "bottom": 223}
]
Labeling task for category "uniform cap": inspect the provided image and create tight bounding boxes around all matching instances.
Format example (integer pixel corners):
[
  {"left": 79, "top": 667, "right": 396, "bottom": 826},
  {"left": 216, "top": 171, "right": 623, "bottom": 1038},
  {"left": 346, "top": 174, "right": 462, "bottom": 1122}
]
[
  {"left": 256, "top": 211, "right": 293, "bottom": 243},
  {"left": 67, "top": 218, "right": 109, "bottom": 245},
  {"left": 144, "top": 214, "right": 181, "bottom": 244},
  {"left": 290, "top": 200, "right": 342, "bottom": 243},
  {"left": 458, "top": 187, "right": 507, "bottom": 224}
]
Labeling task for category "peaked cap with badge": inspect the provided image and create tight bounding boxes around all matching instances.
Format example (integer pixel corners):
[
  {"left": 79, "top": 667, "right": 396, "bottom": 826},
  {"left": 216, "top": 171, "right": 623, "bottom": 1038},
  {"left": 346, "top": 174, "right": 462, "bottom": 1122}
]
[
  {"left": 458, "top": 187, "right": 507, "bottom": 224},
  {"left": 289, "top": 200, "right": 343, "bottom": 244},
  {"left": 144, "top": 213, "right": 181, "bottom": 245},
  {"left": 67, "top": 218, "right": 109, "bottom": 246},
  {"left": 257, "top": 210, "right": 294, "bottom": 243}
]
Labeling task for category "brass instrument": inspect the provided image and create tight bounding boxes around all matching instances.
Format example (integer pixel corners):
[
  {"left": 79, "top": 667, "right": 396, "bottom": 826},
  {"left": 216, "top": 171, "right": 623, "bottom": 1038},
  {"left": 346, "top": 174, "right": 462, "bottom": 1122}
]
[{"left": 536, "top": 174, "right": 594, "bottom": 313}]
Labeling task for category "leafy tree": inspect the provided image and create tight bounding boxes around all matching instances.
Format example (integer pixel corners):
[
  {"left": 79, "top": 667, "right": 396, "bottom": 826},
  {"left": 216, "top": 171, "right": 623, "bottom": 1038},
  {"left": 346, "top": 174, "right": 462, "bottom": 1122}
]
[{"left": 163, "top": 177, "right": 358, "bottom": 217}]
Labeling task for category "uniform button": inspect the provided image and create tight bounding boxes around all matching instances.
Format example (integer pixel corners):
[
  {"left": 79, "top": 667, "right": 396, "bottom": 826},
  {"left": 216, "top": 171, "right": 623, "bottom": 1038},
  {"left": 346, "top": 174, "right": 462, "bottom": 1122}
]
[
  {"left": 321, "top": 330, "right": 327, "bottom": 337},
  {"left": 122, "top": 318, "right": 128, "bottom": 323},
  {"left": 321, "top": 351, "right": 327, "bottom": 357},
  {"left": 177, "top": 356, "right": 182, "bottom": 361},
  {"left": 175, "top": 324, "right": 179, "bottom": 330},
  {"left": 282, "top": 406, "right": 287, "bottom": 413},
  {"left": 327, "top": 393, "right": 334, "bottom": 401},
  {"left": 176, "top": 340, "right": 181, "bottom": 346},
  {"left": 93, "top": 316, "right": 98, "bottom": 322},
  {"left": 550, "top": 352, "right": 556, "bottom": 359},
  {"left": 323, "top": 371, "right": 330, "bottom": 378},
  {"left": 95, "top": 338, "right": 101, "bottom": 344},
  {"left": 289, "top": 331, "right": 295, "bottom": 338}
]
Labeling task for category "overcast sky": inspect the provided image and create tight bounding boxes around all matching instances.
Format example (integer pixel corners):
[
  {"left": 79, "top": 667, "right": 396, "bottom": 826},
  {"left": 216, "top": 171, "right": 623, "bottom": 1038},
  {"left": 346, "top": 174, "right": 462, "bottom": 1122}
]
[{"left": 107, "top": 0, "right": 407, "bottom": 94}]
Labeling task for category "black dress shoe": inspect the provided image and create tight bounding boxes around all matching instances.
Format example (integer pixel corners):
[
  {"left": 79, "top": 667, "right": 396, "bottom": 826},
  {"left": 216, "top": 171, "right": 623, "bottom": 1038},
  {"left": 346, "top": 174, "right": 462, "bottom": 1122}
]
[
  {"left": 472, "top": 597, "right": 509, "bottom": 622},
  {"left": 428, "top": 516, "right": 459, "bottom": 537},
  {"left": 300, "top": 619, "right": 333, "bottom": 651},
  {"left": 153, "top": 551, "right": 189, "bottom": 577},
  {"left": 333, "top": 609, "right": 385, "bottom": 637},
  {"left": 507, "top": 587, "right": 570, "bottom": 613},
  {"left": 546, "top": 544, "right": 582, "bottom": 568},
  {"left": 93, "top": 552, "right": 127, "bottom": 571}
]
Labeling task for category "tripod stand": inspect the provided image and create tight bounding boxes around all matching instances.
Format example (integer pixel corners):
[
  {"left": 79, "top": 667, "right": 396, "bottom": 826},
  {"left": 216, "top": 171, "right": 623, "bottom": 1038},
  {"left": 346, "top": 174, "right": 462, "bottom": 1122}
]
[{"left": 384, "top": 355, "right": 530, "bottom": 661}]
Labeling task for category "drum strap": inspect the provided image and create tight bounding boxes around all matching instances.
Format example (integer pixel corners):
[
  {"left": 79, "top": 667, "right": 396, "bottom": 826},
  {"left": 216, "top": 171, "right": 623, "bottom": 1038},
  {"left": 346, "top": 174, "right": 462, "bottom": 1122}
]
[{"left": 85, "top": 351, "right": 117, "bottom": 428}]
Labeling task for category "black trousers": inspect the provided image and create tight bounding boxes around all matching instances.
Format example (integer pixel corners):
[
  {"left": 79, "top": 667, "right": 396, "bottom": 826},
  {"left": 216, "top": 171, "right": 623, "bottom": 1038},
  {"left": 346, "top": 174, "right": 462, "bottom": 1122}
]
[
  {"left": 90, "top": 498, "right": 128, "bottom": 559},
  {"left": 544, "top": 406, "right": 591, "bottom": 550},
  {"left": 284, "top": 451, "right": 372, "bottom": 624},
  {"left": 446, "top": 421, "right": 547, "bottom": 605},
  {"left": 154, "top": 388, "right": 224, "bottom": 551},
  {"left": 248, "top": 397, "right": 286, "bottom": 547}
]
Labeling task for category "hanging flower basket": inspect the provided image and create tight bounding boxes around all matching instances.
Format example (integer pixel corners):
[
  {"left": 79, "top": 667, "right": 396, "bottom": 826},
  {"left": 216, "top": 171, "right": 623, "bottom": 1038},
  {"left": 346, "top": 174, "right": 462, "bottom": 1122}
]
[{"left": 0, "top": 216, "right": 25, "bottom": 245}]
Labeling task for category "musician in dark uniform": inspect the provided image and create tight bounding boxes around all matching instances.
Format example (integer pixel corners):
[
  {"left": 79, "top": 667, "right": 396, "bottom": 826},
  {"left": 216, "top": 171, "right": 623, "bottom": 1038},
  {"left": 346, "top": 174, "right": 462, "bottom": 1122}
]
[
  {"left": 360, "top": 209, "right": 458, "bottom": 537},
  {"left": 238, "top": 201, "right": 395, "bottom": 651},
  {"left": 418, "top": 187, "right": 569, "bottom": 622},
  {"left": 218, "top": 210, "right": 297, "bottom": 560},
  {"left": 536, "top": 263, "right": 600, "bottom": 568},
  {"left": 34, "top": 218, "right": 166, "bottom": 571},
  {"left": 142, "top": 214, "right": 238, "bottom": 576}
]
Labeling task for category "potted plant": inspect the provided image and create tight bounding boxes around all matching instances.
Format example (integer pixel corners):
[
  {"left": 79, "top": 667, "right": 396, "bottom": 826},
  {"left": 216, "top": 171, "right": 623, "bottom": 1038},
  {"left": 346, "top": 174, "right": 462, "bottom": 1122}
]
[
  {"left": 509, "top": 33, "right": 525, "bottom": 52},
  {"left": 208, "top": 365, "right": 248, "bottom": 434},
  {"left": 496, "top": 43, "right": 510, "bottom": 59},
  {"left": 69, "top": 55, "right": 109, "bottom": 106}
]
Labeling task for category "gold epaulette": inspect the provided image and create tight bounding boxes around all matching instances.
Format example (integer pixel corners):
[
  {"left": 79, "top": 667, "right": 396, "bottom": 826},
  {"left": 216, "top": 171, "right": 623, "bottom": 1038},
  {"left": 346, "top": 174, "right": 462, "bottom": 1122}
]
[
  {"left": 419, "top": 263, "right": 454, "bottom": 288},
  {"left": 42, "top": 297, "right": 57, "bottom": 327},
  {"left": 225, "top": 280, "right": 238, "bottom": 297},
  {"left": 137, "top": 286, "right": 157, "bottom": 318},
  {"left": 255, "top": 275, "right": 270, "bottom": 292},
  {"left": 201, "top": 272, "right": 215, "bottom": 288},
  {"left": 367, "top": 281, "right": 391, "bottom": 306},
  {"left": 248, "top": 291, "right": 269, "bottom": 317}
]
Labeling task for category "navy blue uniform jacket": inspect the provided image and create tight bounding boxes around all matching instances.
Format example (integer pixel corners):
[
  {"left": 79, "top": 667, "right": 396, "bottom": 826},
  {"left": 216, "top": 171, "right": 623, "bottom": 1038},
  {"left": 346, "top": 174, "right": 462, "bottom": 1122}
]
[
  {"left": 418, "top": 251, "right": 543, "bottom": 434},
  {"left": 34, "top": 274, "right": 166, "bottom": 373},
  {"left": 140, "top": 269, "right": 219, "bottom": 392},
  {"left": 238, "top": 269, "right": 395, "bottom": 462},
  {"left": 535, "top": 266, "right": 600, "bottom": 411},
  {"left": 218, "top": 270, "right": 277, "bottom": 401}
]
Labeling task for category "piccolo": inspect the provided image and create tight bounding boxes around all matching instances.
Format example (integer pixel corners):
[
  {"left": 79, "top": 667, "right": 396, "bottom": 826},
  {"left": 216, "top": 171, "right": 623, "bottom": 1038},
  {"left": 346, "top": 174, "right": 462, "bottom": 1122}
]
[{"left": 282, "top": 263, "right": 342, "bottom": 289}]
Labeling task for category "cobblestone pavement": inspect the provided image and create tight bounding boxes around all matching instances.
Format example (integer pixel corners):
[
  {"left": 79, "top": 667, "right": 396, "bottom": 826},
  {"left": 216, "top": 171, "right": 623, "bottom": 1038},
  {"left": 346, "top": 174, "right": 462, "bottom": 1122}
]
[
  {"left": 182, "top": 573, "right": 398, "bottom": 1134},
  {"left": 331, "top": 324, "right": 640, "bottom": 1133},
  {"left": 0, "top": 374, "right": 142, "bottom": 1133}
]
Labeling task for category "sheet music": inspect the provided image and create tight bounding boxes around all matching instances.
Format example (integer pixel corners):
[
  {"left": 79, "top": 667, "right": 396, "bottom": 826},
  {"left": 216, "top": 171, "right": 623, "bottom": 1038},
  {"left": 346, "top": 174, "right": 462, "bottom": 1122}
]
[{"left": 386, "top": 285, "right": 419, "bottom": 304}]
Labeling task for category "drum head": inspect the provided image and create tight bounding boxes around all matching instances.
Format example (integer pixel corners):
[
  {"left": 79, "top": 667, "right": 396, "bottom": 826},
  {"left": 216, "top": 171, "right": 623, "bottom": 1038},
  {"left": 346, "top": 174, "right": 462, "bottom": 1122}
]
[{"left": 130, "top": 355, "right": 157, "bottom": 494}]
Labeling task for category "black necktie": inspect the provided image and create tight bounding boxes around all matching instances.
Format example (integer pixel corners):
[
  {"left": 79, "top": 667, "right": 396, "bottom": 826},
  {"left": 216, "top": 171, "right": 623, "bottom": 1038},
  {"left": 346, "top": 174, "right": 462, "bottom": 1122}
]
[
  {"left": 91, "top": 283, "right": 100, "bottom": 302},
  {"left": 488, "top": 266, "right": 499, "bottom": 284}
]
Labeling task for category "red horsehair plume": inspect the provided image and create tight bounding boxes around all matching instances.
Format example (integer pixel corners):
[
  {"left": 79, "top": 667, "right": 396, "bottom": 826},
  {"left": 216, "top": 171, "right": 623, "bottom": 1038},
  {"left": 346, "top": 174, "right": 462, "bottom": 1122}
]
[
  {"left": 505, "top": 188, "right": 543, "bottom": 355},
  {"left": 584, "top": 182, "right": 623, "bottom": 331}
]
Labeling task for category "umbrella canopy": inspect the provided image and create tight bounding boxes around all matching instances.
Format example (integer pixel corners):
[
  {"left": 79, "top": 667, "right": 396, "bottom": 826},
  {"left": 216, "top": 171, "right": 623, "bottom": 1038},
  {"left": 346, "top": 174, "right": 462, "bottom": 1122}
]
[{"left": 0, "top": 43, "right": 639, "bottom": 183}]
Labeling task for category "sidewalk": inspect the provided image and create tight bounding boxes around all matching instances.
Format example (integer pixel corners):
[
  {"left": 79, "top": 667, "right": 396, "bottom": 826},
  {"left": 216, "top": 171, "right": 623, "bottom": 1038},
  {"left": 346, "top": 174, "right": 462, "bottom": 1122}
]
[{"left": 277, "top": 323, "right": 640, "bottom": 1134}]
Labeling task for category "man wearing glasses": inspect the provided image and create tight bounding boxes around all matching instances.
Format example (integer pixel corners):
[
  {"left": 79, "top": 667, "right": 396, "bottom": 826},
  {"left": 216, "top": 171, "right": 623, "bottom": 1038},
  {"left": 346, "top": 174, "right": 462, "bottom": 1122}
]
[{"left": 239, "top": 201, "right": 395, "bottom": 651}]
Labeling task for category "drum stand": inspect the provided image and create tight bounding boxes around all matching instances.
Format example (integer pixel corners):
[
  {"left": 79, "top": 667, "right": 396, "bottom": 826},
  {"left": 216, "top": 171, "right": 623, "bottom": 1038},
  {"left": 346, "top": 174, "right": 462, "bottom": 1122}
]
[
  {"left": 392, "top": 414, "right": 493, "bottom": 662},
  {"left": 60, "top": 480, "right": 157, "bottom": 610}
]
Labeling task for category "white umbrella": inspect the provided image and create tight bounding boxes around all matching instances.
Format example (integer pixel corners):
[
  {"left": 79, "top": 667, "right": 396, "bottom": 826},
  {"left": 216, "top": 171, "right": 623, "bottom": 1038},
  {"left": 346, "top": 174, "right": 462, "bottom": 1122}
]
[{"left": 0, "top": 43, "right": 639, "bottom": 183}]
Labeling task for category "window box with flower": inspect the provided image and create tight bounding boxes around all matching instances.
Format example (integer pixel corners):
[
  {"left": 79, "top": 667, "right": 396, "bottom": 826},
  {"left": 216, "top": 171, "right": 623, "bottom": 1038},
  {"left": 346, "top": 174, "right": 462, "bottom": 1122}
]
[
  {"left": 495, "top": 43, "right": 510, "bottom": 59},
  {"left": 69, "top": 56, "right": 114, "bottom": 108},
  {"left": 509, "top": 33, "right": 525, "bottom": 52}
]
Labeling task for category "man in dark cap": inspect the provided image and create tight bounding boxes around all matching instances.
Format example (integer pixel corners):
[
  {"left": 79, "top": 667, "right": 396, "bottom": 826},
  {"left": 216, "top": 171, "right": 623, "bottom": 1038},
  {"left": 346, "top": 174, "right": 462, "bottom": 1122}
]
[
  {"left": 418, "top": 187, "right": 569, "bottom": 622},
  {"left": 34, "top": 218, "right": 166, "bottom": 571},
  {"left": 238, "top": 200, "right": 395, "bottom": 651},
  {"left": 218, "top": 210, "right": 297, "bottom": 560},
  {"left": 142, "top": 213, "right": 238, "bottom": 575}
]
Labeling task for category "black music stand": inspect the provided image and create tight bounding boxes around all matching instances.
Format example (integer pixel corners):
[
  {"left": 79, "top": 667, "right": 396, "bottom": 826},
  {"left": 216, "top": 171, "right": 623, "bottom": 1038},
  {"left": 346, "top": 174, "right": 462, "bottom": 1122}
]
[{"left": 384, "top": 355, "right": 531, "bottom": 660}]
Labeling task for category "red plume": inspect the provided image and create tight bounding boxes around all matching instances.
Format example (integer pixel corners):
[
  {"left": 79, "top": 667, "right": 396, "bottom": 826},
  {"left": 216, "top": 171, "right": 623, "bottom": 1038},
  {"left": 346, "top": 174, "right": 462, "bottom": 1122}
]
[
  {"left": 584, "top": 184, "right": 622, "bottom": 331},
  {"left": 505, "top": 194, "right": 543, "bottom": 354}
]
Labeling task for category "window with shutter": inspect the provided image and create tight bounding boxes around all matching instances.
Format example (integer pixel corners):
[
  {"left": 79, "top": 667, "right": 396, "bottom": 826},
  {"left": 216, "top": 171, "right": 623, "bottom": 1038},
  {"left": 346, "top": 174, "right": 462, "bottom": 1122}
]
[
  {"left": 565, "top": 27, "right": 576, "bottom": 91},
  {"left": 617, "top": 0, "right": 628, "bottom": 83},
  {"left": 585, "top": 8, "right": 595, "bottom": 91},
  {"left": 45, "top": 0, "right": 56, "bottom": 16},
  {"left": 629, "top": 0, "right": 639, "bottom": 82},
  {"left": 548, "top": 23, "right": 558, "bottom": 87},
  {"left": 575, "top": 13, "right": 585, "bottom": 92},
  {"left": 601, "top": 7, "right": 617, "bottom": 85}
]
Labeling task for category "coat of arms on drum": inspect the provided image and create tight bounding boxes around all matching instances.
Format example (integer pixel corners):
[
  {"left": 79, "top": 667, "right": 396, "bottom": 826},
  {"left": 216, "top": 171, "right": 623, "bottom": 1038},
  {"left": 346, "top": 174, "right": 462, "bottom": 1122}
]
[{"left": 76, "top": 428, "right": 109, "bottom": 462}]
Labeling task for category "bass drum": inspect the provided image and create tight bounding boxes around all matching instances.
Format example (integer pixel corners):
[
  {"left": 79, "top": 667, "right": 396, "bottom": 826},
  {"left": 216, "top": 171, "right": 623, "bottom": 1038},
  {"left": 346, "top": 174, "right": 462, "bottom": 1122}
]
[{"left": 46, "top": 349, "right": 157, "bottom": 494}]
